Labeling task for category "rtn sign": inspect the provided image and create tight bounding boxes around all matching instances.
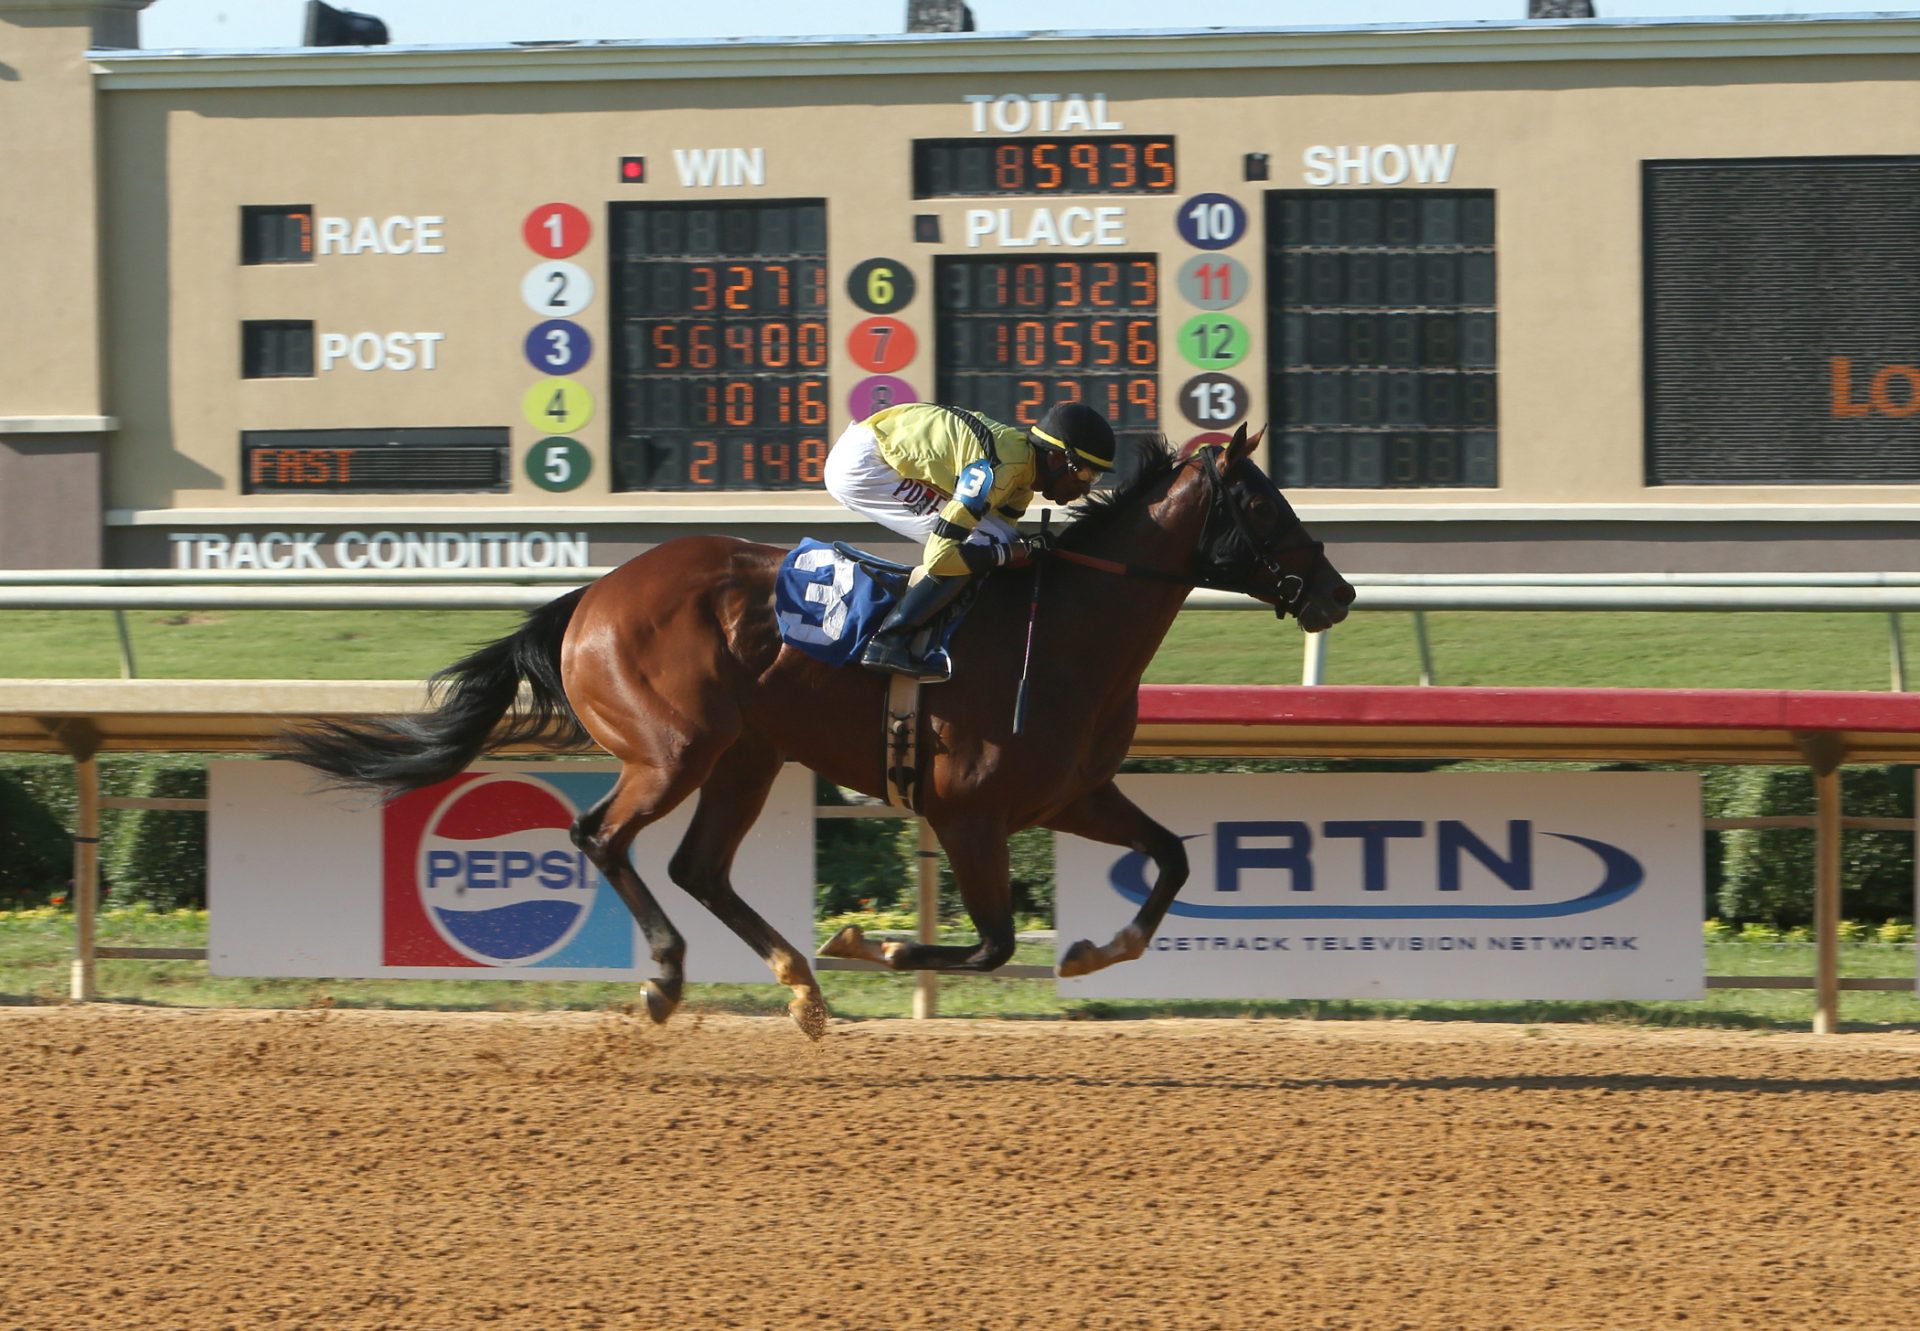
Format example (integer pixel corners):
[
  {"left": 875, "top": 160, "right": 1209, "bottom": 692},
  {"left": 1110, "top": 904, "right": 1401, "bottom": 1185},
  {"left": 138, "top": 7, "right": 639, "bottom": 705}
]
[{"left": 1106, "top": 819, "right": 1644, "bottom": 921}]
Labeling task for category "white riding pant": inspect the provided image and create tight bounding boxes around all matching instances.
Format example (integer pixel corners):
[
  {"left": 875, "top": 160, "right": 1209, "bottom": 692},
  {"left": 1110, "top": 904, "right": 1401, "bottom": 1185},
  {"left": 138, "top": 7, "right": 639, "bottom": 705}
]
[{"left": 825, "top": 422, "right": 1018, "bottom": 557}]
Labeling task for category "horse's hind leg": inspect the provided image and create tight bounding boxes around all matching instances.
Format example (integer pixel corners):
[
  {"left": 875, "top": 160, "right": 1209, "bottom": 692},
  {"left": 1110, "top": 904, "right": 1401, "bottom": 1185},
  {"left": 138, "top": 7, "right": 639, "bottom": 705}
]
[
  {"left": 819, "top": 811, "right": 1017, "bottom": 972},
  {"left": 1044, "top": 780, "right": 1189, "bottom": 978},
  {"left": 668, "top": 738, "right": 830, "bottom": 1040},
  {"left": 572, "top": 761, "right": 710, "bottom": 1024}
]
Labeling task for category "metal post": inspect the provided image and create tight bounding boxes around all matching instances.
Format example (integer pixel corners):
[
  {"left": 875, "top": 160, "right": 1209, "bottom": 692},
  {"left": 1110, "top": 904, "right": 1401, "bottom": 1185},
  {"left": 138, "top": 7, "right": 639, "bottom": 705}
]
[
  {"left": 1890, "top": 613, "right": 1907, "bottom": 692},
  {"left": 1301, "top": 630, "right": 1327, "bottom": 685},
  {"left": 70, "top": 754, "right": 100, "bottom": 1002},
  {"left": 1812, "top": 766, "right": 1842, "bottom": 1036},
  {"left": 913, "top": 819, "right": 939, "bottom": 1019},
  {"left": 113, "top": 610, "right": 138, "bottom": 679},
  {"left": 1413, "top": 610, "right": 1435, "bottom": 686}
]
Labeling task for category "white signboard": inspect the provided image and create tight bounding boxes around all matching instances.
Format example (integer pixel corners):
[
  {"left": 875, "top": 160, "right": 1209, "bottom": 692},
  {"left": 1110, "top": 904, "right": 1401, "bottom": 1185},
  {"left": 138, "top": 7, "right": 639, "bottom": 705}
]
[
  {"left": 1057, "top": 772, "right": 1704, "bottom": 1000},
  {"left": 208, "top": 761, "right": 813, "bottom": 983}
]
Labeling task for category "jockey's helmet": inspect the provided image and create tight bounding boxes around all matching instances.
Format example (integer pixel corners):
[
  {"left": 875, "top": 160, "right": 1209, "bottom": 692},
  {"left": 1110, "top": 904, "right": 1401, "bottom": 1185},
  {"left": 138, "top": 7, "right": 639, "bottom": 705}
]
[{"left": 1030, "top": 403, "right": 1117, "bottom": 476}]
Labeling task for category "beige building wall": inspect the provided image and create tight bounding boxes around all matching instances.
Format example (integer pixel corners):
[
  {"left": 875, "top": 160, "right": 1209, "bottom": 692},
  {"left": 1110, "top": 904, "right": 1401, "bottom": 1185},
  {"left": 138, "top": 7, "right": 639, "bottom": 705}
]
[{"left": 12, "top": 15, "right": 1920, "bottom": 567}]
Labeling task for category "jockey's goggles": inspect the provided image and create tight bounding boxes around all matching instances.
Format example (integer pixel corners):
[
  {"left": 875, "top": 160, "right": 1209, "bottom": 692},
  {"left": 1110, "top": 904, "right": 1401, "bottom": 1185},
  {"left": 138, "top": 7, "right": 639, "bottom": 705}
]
[{"left": 1030, "top": 425, "right": 1114, "bottom": 476}]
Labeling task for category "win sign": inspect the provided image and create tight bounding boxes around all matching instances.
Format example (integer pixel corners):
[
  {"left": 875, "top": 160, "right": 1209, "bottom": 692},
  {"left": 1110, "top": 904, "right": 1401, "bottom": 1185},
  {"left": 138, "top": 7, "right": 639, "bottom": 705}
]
[{"left": 1055, "top": 772, "right": 1703, "bottom": 1001}]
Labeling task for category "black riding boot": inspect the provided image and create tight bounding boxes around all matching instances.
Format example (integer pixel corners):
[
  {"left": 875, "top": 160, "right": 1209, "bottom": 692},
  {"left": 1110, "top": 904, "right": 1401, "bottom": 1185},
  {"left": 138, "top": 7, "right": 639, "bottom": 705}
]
[{"left": 860, "top": 572, "right": 975, "bottom": 679}]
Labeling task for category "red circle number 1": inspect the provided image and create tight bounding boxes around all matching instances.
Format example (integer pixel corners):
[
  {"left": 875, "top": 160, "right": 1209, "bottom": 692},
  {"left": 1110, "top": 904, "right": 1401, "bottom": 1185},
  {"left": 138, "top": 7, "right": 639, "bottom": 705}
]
[{"left": 524, "top": 203, "right": 591, "bottom": 259}]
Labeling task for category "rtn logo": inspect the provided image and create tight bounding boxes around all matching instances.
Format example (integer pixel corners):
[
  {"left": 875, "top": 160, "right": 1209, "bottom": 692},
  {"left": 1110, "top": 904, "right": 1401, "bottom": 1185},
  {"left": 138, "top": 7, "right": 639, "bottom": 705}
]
[{"left": 1107, "top": 819, "right": 1644, "bottom": 921}]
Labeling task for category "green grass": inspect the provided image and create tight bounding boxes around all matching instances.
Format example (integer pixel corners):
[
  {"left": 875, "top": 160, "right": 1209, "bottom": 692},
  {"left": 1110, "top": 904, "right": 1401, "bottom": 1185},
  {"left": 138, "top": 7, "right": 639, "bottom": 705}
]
[
  {"left": 6, "top": 605, "right": 1919, "bottom": 690},
  {"left": 5, "top": 910, "right": 1917, "bottom": 1031}
]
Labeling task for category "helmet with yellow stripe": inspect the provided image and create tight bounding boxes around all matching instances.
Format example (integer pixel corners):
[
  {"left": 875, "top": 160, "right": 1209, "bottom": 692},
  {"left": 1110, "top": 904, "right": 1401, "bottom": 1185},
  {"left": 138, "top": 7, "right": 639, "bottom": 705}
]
[{"left": 1029, "top": 403, "right": 1117, "bottom": 476}]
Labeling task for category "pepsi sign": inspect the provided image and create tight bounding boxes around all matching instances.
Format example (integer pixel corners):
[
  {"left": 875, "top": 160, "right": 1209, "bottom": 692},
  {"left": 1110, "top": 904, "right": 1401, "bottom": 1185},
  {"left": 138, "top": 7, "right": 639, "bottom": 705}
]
[{"left": 385, "top": 771, "right": 633, "bottom": 968}]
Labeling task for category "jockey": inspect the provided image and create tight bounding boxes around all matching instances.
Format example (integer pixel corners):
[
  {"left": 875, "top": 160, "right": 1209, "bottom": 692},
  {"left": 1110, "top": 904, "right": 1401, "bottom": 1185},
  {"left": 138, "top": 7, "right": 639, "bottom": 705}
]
[{"left": 823, "top": 400, "right": 1118, "bottom": 678}]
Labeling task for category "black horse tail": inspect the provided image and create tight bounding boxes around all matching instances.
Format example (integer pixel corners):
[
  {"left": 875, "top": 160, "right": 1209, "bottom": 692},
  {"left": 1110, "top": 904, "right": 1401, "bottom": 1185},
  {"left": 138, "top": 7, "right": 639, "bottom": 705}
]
[{"left": 275, "top": 587, "right": 593, "bottom": 797}]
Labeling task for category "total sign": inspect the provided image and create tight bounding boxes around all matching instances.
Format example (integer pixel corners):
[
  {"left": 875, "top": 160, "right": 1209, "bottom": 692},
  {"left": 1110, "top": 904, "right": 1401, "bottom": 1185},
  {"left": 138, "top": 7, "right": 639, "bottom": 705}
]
[
  {"left": 209, "top": 761, "right": 811, "bottom": 981},
  {"left": 1056, "top": 773, "right": 1704, "bottom": 1000}
]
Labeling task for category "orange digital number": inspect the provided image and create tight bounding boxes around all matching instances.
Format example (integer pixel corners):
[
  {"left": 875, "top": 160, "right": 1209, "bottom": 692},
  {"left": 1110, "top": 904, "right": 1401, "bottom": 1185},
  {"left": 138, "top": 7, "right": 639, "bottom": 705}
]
[
  {"left": 799, "top": 378, "right": 828, "bottom": 426},
  {"left": 1090, "top": 262, "right": 1120, "bottom": 306},
  {"left": 651, "top": 325, "right": 681, "bottom": 370},
  {"left": 1126, "top": 319, "right": 1157, "bottom": 367},
  {"left": 688, "top": 323, "right": 718, "bottom": 370},
  {"left": 1109, "top": 142, "right": 1137, "bottom": 190},
  {"left": 1017, "top": 380, "right": 1047, "bottom": 425},
  {"left": 1145, "top": 141, "right": 1175, "bottom": 190},
  {"left": 797, "top": 321, "right": 828, "bottom": 369},
  {"left": 694, "top": 382, "right": 720, "bottom": 426},
  {"left": 1033, "top": 142, "right": 1062, "bottom": 190},
  {"left": 1090, "top": 319, "right": 1121, "bottom": 367},
  {"left": 736, "top": 439, "right": 755, "bottom": 483},
  {"left": 996, "top": 143, "right": 1023, "bottom": 190},
  {"left": 1127, "top": 261, "right": 1157, "bottom": 307},
  {"left": 760, "top": 322, "right": 790, "bottom": 369},
  {"left": 691, "top": 439, "right": 718, "bottom": 485},
  {"left": 760, "top": 441, "right": 792, "bottom": 484},
  {"left": 805, "top": 264, "right": 827, "bottom": 309},
  {"left": 1052, "top": 261, "right": 1083, "bottom": 308},
  {"left": 1068, "top": 142, "right": 1099, "bottom": 188},
  {"left": 691, "top": 265, "right": 717, "bottom": 312},
  {"left": 1015, "top": 263, "right": 1045, "bottom": 308},
  {"left": 725, "top": 381, "right": 754, "bottom": 426},
  {"left": 799, "top": 437, "right": 827, "bottom": 483},
  {"left": 1052, "top": 320, "right": 1086, "bottom": 367},
  {"left": 1128, "top": 377, "right": 1158, "bottom": 421},
  {"left": 725, "top": 324, "right": 756, "bottom": 368},
  {"left": 1015, "top": 320, "right": 1047, "bottom": 368},
  {"left": 765, "top": 262, "right": 791, "bottom": 312},
  {"left": 725, "top": 264, "right": 753, "bottom": 311}
]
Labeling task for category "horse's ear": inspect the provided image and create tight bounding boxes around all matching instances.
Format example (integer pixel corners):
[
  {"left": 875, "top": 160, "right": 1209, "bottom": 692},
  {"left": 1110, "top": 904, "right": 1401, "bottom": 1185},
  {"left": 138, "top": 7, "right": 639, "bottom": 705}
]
[{"left": 1225, "top": 423, "right": 1260, "bottom": 463}]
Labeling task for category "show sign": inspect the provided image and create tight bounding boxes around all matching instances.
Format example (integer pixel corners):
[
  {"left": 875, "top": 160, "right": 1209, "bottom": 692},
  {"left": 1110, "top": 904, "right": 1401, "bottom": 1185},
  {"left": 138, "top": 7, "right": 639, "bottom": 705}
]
[
  {"left": 1056, "top": 773, "right": 1704, "bottom": 1000},
  {"left": 208, "top": 761, "right": 812, "bottom": 982}
]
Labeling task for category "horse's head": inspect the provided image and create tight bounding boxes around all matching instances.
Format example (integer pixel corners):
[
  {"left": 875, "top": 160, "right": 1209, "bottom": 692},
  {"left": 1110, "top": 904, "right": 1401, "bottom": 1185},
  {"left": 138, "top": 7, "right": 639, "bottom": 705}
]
[{"left": 1192, "top": 424, "right": 1355, "bottom": 633}]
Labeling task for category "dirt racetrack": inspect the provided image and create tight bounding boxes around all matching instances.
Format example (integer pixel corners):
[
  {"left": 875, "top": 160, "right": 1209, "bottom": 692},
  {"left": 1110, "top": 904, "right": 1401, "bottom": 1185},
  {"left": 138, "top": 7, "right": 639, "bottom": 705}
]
[{"left": 5, "top": 1008, "right": 1920, "bottom": 1331}]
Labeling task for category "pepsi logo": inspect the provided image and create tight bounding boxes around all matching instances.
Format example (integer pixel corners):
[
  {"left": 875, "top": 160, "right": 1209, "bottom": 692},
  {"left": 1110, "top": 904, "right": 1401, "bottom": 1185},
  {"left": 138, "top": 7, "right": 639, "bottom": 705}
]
[{"left": 414, "top": 774, "right": 596, "bottom": 965}]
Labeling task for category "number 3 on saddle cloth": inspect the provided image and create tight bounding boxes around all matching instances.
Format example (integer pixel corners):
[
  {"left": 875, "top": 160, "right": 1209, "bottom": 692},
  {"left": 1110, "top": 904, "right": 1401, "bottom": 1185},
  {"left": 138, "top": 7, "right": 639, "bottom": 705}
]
[{"left": 774, "top": 538, "right": 976, "bottom": 682}]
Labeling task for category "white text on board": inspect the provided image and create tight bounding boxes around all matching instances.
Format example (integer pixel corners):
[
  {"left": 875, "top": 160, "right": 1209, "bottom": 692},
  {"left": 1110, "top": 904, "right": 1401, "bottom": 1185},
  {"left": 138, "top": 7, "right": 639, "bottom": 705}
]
[
  {"left": 965, "top": 206, "right": 1127, "bottom": 248},
  {"left": 315, "top": 216, "right": 446, "bottom": 255},
  {"left": 318, "top": 332, "right": 445, "bottom": 372},
  {"left": 962, "top": 93, "right": 1123, "bottom": 133},
  {"left": 673, "top": 148, "right": 765, "bottom": 188},
  {"left": 1302, "top": 145, "right": 1459, "bottom": 187}
]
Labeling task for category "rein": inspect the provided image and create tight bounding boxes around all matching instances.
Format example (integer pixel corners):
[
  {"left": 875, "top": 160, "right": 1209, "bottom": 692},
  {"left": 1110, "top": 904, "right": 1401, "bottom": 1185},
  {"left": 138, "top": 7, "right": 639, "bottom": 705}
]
[{"left": 1046, "top": 447, "right": 1319, "bottom": 613}]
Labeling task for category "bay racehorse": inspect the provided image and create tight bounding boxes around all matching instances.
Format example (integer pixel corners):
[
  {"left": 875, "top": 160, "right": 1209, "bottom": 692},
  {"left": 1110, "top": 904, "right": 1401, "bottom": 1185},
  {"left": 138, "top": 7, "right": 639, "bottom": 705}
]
[{"left": 279, "top": 425, "right": 1353, "bottom": 1037}]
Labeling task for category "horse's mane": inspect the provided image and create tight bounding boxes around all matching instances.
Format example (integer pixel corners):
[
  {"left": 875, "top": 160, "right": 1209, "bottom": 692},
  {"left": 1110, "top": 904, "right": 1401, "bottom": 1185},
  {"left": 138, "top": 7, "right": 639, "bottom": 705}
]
[{"left": 1054, "top": 436, "right": 1182, "bottom": 551}]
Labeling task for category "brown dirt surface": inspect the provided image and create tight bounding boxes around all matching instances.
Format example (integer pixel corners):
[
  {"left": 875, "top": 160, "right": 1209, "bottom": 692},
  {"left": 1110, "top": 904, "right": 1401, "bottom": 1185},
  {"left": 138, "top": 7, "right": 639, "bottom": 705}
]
[{"left": 5, "top": 1007, "right": 1920, "bottom": 1331}]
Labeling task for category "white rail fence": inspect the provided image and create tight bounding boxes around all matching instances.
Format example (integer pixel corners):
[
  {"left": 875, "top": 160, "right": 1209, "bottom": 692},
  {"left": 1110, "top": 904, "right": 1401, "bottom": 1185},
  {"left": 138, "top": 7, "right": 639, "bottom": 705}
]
[{"left": 5, "top": 568, "right": 1919, "bottom": 688}]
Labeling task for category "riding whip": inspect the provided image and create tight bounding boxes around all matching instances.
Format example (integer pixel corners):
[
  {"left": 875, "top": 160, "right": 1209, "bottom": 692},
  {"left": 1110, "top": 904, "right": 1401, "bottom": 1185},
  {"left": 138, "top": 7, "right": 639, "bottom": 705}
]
[{"left": 1011, "top": 510, "right": 1049, "bottom": 736}]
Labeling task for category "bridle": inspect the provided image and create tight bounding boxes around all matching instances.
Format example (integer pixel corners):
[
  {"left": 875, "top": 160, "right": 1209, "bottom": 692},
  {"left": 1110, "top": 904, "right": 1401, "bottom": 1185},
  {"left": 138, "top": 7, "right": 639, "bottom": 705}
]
[{"left": 1046, "top": 446, "right": 1323, "bottom": 619}]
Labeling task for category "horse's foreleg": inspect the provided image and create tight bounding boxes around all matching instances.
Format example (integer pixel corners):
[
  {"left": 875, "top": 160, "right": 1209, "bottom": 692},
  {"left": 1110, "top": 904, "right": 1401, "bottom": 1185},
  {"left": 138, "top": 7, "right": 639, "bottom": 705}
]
[
  {"left": 1043, "top": 780, "right": 1188, "bottom": 978},
  {"left": 572, "top": 762, "right": 708, "bottom": 1025},
  {"left": 821, "top": 813, "right": 1015, "bottom": 973},
  {"left": 669, "top": 739, "right": 830, "bottom": 1040}
]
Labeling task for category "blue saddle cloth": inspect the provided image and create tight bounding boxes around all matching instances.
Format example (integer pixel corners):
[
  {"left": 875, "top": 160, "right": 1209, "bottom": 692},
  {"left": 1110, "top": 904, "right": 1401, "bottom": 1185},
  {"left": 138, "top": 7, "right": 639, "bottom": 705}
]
[{"left": 774, "top": 538, "right": 968, "bottom": 671}]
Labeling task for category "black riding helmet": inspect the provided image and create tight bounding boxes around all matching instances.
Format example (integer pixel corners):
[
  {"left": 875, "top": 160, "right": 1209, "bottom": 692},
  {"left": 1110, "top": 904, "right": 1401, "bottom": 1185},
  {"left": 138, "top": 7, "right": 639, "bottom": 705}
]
[{"left": 1029, "top": 402, "right": 1117, "bottom": 474}]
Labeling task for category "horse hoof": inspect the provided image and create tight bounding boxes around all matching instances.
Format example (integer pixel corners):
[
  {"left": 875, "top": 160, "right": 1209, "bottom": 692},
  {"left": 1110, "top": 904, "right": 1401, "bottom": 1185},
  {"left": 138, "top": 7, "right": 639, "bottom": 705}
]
[
  {"left": 1057, "top": 939, "right": 1099, "bottom": 978},
  {"left": 643, "top": 979, "right": 680, "bottom": 1025},
  {"left": 789, "top": 991, "right": 830, "bottom": 1041},
  {"left": 818, "top": 924, "right": 865, "bottom": 960}
]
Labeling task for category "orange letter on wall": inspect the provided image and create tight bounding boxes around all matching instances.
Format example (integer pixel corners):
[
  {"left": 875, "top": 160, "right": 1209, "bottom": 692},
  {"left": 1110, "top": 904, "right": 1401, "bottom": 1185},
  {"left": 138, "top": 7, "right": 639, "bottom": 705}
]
[
  {"left": 1831, "top": 357, "right": 1872, "bottom": 418},
  {"left": 1870, "top": 364, "right": 1920, "bottom": 418}
]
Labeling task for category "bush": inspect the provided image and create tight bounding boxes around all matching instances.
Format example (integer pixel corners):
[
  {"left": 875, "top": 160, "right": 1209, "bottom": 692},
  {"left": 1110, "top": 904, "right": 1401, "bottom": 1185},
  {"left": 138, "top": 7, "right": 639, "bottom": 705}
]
[
  {"left": 1717, "top": 766, "right": 1915, "bottom": 927},
  {"left": 101, "top": 756, "right": 207, "bottom": 909},
  {"left": 0, "top": 757, "right": 73, "bottom": 904}
]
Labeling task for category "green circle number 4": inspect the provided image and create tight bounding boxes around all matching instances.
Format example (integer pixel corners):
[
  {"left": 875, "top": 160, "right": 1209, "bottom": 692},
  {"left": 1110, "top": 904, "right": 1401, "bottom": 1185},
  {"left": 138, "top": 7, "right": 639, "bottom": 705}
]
[
  {"left": 1178, "top": 314, "right": 1249, "bottom": 370},
  {"left": 527, "top": 437, "right": 590, "bottom": 492}
]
